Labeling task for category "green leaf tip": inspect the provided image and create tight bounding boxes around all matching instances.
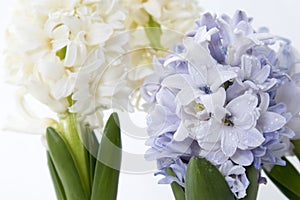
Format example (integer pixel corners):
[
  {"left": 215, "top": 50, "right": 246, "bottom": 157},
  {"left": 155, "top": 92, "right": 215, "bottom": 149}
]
[
  {"left": 185, "top": 157, "right": 235, "bottom": 200},
  {"left": 91, "top": 112, "right": 122, "bottom": 200},
  {"left": 167, "top": 168, "right": 185, "bottom": 200}
]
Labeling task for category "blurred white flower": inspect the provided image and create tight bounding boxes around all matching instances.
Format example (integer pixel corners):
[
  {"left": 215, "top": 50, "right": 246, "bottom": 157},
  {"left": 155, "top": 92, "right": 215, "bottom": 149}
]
[
  {"left": 122, "top": 0, "right": 201, "bottom": 90},
  {"left": 4, "top": 0, "right": 130, "bottom": 130},
  {"left": 123, "top": 0, "right": 200, "bottom": 32}
]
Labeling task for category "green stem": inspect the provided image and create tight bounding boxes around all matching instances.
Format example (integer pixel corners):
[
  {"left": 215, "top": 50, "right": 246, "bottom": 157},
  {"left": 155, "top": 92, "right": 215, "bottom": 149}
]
[{"left": 58, "top": 113, "right": 90, "bottom": 199}]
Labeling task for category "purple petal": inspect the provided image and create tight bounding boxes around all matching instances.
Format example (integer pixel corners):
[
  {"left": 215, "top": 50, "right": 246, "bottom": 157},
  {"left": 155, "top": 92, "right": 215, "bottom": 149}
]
[
  {"left": 258, "top": 111, "right": 286, "bottom": 133},
  {"left": 238, "top": 128, "right": 265, "bottom": 148},
  {"left": 252, "top": 65, "right": 271, "bottom": 84},
  {"left": 231, "top": 149, "right": 254, "bottom": 166}
]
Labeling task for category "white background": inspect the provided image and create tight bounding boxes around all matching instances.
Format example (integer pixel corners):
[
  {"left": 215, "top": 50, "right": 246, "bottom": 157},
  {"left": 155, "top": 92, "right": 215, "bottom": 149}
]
[{"left": 1, "top": 0, "right": 300, "bottom": 199}]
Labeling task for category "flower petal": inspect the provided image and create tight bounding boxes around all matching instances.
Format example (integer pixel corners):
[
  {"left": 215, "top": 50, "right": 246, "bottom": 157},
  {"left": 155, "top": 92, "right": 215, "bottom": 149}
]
[
  {"left": 221, "top": 127, "right": 238, "bottom": 157},
  {"left": 173, "top": 121, "right": 189, "bottom": 141},
  {"left": 86, "top": 23, "right": 113, "bottom": 45},
  {"left": 258, "top": 112, "right": 286, "bottom": 133},
  {"left": 238, "top": 128, "right": 264, "bottom": 149},
  {"left": 226, "top": 94, "right": 258, "bottom": 119},
  {"left": 231, "top": 149, "right": 254, "bottom": 166},
  {"left": 161, "top": 74, "right": 194, "bottom": 90}
]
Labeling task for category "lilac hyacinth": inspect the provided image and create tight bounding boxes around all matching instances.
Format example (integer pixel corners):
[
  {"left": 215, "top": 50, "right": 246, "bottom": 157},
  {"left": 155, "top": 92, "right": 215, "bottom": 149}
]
[{"left": 141, "top": 10, "right": 299, "bottom": 199}]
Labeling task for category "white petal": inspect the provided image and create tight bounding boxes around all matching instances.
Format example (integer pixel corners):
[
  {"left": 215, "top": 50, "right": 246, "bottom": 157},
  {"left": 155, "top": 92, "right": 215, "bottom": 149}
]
[
  {"left": 231, "top": 149, "right": 253, "bottom": 166},
  {"left": 241, "top": 55, "right": 253, "bottom": 79},
  {"left": 253, "top": 65, "right": 270, "bottom": 84},
  {"left": 258, "top": 112, "right": 286, "bottom": 133},
  {"left": 209, "top": 66, "right": 237, "bottom": 91},
  {"left": 173, "top": 121, "right": 189, "bottom": 141},
  {"left": 86, "top": 23, "right": 113, "bottom": 45},
  {"left": 258, "top": 92, "right": 269, "bottom": 112},
  {"left": 221, "top": 127, "right": 238, "bottom": 157},
  {"left": 233, "top": 112, "right": 257, "bottom": 130},
  {"left": 176, "top": 88, "right": 201, "bottom": 106},
  {"left": 184, "top": 38, "right": 215, "bottom": 69},
  {"left": 226, "top": 94, "right": 258, "bottom": 119},
  {"left": 200, "top": 87, "right": 226, "bottom": 117},
  {"left": 202, "top": 149, "right": 228, "bottom": 165},
  {"left": 52, "top": 25, "right": 69, "bottom": 51},
  {"left": 143, "top": 0, "right": 161, "bottom": 18},
  {"left": 51, "top": 76, "right": 75, "bottom": 99},
  {"left": 188, "top": 64, "right": 207, "bottom": 87},
  {"left": 161, "top": 74, "right": 194, "bottom": 90},
  {"left": 64, "top": 42, "right": 77, "bottom": 66},
  {"left": 37, "top": 59, "right": 64, "bottom": 80},
  {"left": 228, "top": 165, "right": 246, "bottom": 175}
]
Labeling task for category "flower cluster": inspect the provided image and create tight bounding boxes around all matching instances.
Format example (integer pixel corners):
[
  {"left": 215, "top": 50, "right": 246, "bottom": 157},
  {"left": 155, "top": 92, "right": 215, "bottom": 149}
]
[
  {"left": 4, "top": 0, "right": 131, "bottom": 129},
  {"left": 141, "top": 10, "right": 300, "bottom": 198},
  {"left": 122, "top": 0, "right": 201, "bottom": 91}
]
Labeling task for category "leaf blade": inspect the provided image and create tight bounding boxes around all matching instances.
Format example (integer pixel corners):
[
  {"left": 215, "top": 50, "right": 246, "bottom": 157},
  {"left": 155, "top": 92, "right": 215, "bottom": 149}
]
[
  {"left": 264, "top": 157, "right": 300, "bottom": 199},
  {"left": 47, "top": 152, "right": 66, "bottom": 200},
  {"left": 91, "top": 113, "right": 122, "bottom": 200},
  {"left": 185, "top": 157, "right": 235, "bottom": 200},
  {"left": 167, "top": 168, "right": 185, "bottom": 200},
  {"left": 144, "top": 16, "right": 164, "bottom": 51},
  {"left": 46, "top": 127, "right": 87, "bottom": 200}
]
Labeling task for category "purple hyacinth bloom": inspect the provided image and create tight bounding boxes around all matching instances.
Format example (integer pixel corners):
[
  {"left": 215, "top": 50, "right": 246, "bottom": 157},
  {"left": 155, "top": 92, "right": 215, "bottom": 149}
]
[{"left": 141, "top": 10, "right": 300, "bottom": 199}]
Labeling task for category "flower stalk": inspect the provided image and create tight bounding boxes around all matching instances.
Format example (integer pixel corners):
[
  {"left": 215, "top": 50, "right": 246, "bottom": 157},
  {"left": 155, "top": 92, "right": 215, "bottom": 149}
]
[
  {"left": 46, "top": 113, "right": 122, "bottom": 200},
  {"left": 57, "top": 113, "right": 91, "bottom": 198}
]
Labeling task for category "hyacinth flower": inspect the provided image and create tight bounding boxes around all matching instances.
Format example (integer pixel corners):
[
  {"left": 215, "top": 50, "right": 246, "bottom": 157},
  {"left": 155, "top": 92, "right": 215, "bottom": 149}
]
[
  {"left": 122, "top": 0, "right": 201, "bottom": 109},
  {"left": 141, "top": 10, "right": 300, "bottom": 199},
  {"left": 3, "top": 0, "right": 130, "bottom": 199}
]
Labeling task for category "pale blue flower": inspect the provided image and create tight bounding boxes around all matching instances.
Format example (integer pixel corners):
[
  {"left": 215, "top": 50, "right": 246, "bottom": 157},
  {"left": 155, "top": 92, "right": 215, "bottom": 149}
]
[
  {"left": 226, "top": 55, "right": 277, "bottom": 101},
  {"left": 275, "top": 76, "right": 300, "bottom": 139},
  {"left": 142, "top": 10, "right": 300, "bottom": 199},
  {"left": 219, "top": 161, "right": 250, "bottom": 199},
  {"left": 196, "top": 93, "right": 264, "bottom": 166}
]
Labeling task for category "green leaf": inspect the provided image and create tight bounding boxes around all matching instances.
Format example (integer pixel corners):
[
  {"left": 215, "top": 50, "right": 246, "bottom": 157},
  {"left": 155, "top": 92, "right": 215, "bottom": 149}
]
[
  {"left": 269, "top": 176, "right": 300, "bottom": 200},
  {"left": 80, "top": 124, "right": 99, "bottom": 187},
  {"left": 46, "top": 127, "right": 87, "bottom": 200},
  {"left": 56, "top": 46, "right": 67, "bottom": 60},
  {"left": 292, "top": 139, "right": 300, "bottom": 160},
  {"left": 241, "top": 166, "right": 259, "bottom": 200},
  {"left": 185, "top": 157, "right": 235, "bottom": 200},
  {"left": 144, "top": 16, "right": 164, "bottom": 51},
  {"left": 47, "top": 152, "right": 66, "bottom": 200},
  {"left": 264, "top": 157, "right": 300, "bottom": 199},
  {"left": 58, "top": 113, "right": 90, "bottom": 198},
  {"left": 167, "top": 168, "right": 185, "bottom": 200},
  {"left": 91, "top": 112, "right": 122, "bottom": 200}
]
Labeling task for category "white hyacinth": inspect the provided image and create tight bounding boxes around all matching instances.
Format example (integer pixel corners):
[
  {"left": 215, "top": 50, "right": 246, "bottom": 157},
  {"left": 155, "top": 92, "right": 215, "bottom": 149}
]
[{"left": 4, "top": 0, "right": 131, "bottom": 130}]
